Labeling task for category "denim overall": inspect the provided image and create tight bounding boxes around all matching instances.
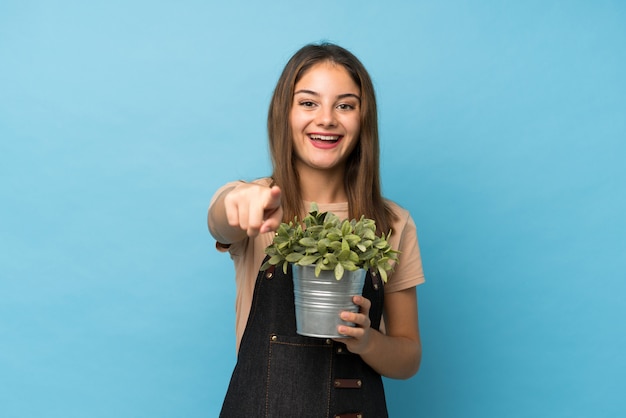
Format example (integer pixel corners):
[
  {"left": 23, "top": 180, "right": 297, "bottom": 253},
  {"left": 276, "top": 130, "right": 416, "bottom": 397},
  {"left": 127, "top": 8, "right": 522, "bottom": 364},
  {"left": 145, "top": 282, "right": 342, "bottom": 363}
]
[{"left": 219, "top": 259, "right": 388, "bottom": 418}]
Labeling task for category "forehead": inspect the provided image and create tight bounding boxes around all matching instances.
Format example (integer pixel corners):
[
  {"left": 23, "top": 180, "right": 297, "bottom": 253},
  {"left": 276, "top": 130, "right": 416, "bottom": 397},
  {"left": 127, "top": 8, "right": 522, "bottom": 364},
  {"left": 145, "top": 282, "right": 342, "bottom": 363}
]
[{"left": 295, "top": 61, "right": 360, "bottom": 93}]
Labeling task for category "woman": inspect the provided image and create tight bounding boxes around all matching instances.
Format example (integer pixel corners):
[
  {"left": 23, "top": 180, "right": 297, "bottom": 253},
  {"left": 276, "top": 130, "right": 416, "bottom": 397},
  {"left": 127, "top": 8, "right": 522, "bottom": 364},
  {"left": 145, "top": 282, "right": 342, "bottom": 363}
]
[{"left": 208, "top": 42, "right": 425, "bottom": 417}]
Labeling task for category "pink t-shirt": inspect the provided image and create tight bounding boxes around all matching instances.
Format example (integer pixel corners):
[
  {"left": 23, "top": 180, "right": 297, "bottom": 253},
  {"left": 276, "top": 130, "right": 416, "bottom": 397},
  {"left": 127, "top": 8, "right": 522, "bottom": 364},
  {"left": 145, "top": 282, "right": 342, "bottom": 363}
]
[{"left": 209, "top": 179, "right": 426, "bottom": 352}]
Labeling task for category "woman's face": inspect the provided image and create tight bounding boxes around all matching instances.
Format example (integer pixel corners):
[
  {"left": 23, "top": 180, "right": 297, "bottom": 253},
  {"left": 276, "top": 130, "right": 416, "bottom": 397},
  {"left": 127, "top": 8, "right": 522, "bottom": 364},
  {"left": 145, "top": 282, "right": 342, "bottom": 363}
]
[{"left": 290, "top": 61, "right": 361, "bottom": 175}]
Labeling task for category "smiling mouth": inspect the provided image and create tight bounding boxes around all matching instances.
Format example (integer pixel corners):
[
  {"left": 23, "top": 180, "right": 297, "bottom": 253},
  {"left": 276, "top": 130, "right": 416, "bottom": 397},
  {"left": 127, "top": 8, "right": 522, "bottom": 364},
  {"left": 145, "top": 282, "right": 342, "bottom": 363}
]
[{"left": 309, "top": 134, "right": 341, "bottom": 143}]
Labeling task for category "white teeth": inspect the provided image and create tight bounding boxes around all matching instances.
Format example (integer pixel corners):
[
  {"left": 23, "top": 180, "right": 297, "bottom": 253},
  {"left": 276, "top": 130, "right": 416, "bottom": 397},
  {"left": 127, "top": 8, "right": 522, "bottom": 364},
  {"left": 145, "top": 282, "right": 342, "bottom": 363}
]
[{"left": 310, "top": 134, "right": 339, "bottom": 141}]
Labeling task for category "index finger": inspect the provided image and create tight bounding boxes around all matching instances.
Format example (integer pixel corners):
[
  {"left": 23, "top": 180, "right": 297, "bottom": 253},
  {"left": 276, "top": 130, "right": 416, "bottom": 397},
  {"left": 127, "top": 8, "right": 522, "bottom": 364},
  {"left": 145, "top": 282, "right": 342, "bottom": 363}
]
[{"left": 264, "top": 186, "right": 282, "bottom": 211}]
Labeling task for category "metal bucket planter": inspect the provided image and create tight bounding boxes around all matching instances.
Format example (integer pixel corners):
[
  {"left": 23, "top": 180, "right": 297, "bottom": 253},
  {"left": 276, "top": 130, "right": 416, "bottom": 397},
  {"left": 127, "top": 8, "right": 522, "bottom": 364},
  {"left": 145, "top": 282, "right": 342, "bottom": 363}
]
[{"left": 292, "top": 264, "right": 366, "bottom": 338}]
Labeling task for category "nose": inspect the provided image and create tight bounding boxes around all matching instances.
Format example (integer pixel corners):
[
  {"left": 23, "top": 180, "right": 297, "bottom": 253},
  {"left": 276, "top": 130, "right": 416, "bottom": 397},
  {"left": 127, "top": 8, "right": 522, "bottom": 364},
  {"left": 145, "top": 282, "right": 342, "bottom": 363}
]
[{"left": 316, "top": 106, "right": 337, "bottom": 127}]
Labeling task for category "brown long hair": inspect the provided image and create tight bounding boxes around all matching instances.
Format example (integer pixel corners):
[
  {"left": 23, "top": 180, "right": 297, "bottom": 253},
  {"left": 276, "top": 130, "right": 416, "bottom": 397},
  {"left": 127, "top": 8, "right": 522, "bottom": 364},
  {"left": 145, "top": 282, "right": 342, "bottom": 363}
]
[{"left": 267, "top": 42, "right": 395, "bottom": 234}]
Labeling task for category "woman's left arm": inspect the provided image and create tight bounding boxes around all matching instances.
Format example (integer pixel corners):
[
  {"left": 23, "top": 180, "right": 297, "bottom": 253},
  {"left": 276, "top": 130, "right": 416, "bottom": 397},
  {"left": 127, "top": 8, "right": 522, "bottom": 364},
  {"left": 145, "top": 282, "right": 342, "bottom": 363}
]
[{"left": 337, "top": 287, "right": 421, "bottom": 379}]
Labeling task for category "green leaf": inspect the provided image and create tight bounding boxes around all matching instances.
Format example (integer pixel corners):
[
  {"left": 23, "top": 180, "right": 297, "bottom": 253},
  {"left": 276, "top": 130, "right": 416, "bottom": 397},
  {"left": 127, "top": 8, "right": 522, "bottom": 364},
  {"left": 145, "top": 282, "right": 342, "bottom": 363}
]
[
  {"left": 277, "top": 241, "right": 290, "bottom": 250},
  {"left": 324, "top": 211, "right": 340, "bottom": 225},
  {"left": 291, "top": 244, "right": 305, "bottom": 253},
  {"left": 327, "top": 231, "right": 342, "bottom": 241},
  {"left": 315, "top": 262, "right": 322, "bottom": 277},
  {"left": 323, "top": 253, "right": 338, "bottom": 266},
  {"left": 338, "top": 248, "right": 351, "bottom": 261},
  {"left": 340, "top": 260, "right": 358, "bottom": 271},
  {"left": 329, "top": 241, "right": 342, "bottom": 251},
  {"left": 358, "top": 248, "right": 377, "bottom": 260},
  {"left": 317, "top": 239, "right": 329, "bottom": 254},
  {"left": 363, "top": 229, "right": 376, "bottom": 240},
  {"left": 341, "top": 220, "right": 352, "bottom": 236},
  {"left": 299, "top": 254, "right": 321, "bottom": 265},
  {"left": 285, "top": 253, "right": 303, "bottom": 263},
  {"left": 375, "top": 239, "right": 389, "bottom": 249},
  {"left": 269, "top": 254, "right": 283, "bottom": 265},
  {"left": 272, "top": 235, "right": 287, "bottom": 244},
  {"left": 334, "top": 262, "right": 345, "bottom": 280},
  {"left": 276, "top": 224, "right": 289, "bottom": 237},
  {"left": 344, "top": 234, "right": 361, "bottom": 245},
  {"left": 377, "top": 265, "right": 388, "bottom": 283},
  {"left": 299, "top": 237, "right": 317, "bottom": 247}
]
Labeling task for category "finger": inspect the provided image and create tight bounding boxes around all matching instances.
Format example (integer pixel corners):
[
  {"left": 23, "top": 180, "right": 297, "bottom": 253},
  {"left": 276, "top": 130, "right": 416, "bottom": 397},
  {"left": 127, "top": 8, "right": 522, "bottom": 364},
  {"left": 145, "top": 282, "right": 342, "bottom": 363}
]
[
  {"left": 341, "top": 311, "right": 370, "bottom": 328},
  {"left": 260, "top": 186, "right": 283, "bottom": 234},
  {"left": 246, "top": 198, "right": 265, "bottom": 236},
  {"left": 224, "top": 195, "right": 241, "bottom": 228},
  {"left": 336, "top": 325, "right": 358, "bottom": 338},
  {"left": 336, "top": 323, "right": 366, "bottom": 339},
  {"left": 353, "top": 295, "right": 371, "bottom": 313},
  {"left": 236, "top": 201, "right": 250, "bottom": 232},
  {"left": 265, "top": 186, "right": 282, "bottom": 211}
]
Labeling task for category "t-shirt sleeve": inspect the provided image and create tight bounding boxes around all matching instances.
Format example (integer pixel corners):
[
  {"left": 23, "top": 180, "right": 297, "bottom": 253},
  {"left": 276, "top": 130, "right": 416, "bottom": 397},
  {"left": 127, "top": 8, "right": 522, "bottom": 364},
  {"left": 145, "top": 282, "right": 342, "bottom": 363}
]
[
  {"left": 208, "top": 181, "right": 240, "bottom": 248},
  {"left": 384, "top": 210, "right": 426, "bottom": 293}
]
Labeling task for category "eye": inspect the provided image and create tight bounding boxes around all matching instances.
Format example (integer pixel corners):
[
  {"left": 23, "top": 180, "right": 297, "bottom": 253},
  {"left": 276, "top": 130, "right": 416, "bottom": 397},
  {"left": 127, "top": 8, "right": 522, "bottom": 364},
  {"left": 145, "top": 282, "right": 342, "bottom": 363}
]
[
  {"left": 299, "top": 101, "right": 317, "bottom": 108},
  {"left": 337, "top": 103, "right": 356, "bottom": 111}
]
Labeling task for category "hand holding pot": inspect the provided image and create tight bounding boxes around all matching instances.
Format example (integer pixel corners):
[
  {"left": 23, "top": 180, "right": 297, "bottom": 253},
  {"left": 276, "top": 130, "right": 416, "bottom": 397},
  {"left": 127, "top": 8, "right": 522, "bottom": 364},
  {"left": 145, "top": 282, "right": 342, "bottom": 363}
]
[{"left": 335, "top": 295, "right": 373, "bottom": 354}]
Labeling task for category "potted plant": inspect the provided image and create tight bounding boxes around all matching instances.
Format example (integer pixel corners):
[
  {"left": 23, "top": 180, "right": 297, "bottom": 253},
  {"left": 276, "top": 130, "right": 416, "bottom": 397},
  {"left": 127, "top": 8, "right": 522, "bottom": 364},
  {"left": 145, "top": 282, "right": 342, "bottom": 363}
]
[{"left": 261, "top": 204, "right": 399, "bottom": 337}]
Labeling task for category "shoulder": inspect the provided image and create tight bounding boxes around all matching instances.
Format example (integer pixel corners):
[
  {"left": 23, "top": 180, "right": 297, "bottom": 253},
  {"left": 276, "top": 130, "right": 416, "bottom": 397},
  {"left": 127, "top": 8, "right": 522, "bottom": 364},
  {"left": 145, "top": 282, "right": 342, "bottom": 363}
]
[
  {"left": 382, "top": 199, "right": 426, "bottom": 290},
  {"left": 383, "top": 199, "right": 420, "bottom": 265},
  {"left": 384, "top": 199, "right": 413, "bottom": 232}
]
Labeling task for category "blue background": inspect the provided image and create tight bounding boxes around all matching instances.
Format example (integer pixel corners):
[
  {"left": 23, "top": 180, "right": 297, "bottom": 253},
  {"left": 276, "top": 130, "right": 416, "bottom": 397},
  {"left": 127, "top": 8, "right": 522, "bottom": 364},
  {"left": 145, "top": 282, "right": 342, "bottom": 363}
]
[{"left": 1, "top": 1, "right": 625, "bottom": 417}]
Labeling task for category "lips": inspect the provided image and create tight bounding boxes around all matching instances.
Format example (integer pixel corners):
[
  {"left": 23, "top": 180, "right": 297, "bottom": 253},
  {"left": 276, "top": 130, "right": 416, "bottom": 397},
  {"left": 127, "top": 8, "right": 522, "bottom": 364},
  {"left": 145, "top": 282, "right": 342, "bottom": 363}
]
[{"left": 309, "top": 133, "right": 342, "bottom": 145}]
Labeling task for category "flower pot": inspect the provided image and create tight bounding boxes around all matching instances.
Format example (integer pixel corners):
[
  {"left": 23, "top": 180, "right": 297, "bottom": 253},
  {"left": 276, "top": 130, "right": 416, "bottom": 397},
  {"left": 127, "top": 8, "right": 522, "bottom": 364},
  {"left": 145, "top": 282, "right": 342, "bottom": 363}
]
[{"left": 292, "top": 264, "right": 366, "bottom": 338}]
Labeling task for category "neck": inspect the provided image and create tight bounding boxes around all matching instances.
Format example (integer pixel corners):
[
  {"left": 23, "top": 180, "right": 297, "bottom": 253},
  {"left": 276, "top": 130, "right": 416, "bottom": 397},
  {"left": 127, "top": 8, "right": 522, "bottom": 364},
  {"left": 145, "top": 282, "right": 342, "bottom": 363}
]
[{"left": 296, "top": 164, "right": 347, "bottom": 204}]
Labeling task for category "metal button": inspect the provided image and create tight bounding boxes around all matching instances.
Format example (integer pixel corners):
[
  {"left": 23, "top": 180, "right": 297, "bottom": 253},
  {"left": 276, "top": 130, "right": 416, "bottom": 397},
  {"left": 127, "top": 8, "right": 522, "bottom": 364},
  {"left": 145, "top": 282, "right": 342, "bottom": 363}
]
[
  {"left": 265, "top": 272, "right": 273, "bottom": 279},
  {"left": 325, "top": 339, "right": 332, "bottom": 345},
  {"left": 270, "top": 335, "right": 277, "bottom": 341}
]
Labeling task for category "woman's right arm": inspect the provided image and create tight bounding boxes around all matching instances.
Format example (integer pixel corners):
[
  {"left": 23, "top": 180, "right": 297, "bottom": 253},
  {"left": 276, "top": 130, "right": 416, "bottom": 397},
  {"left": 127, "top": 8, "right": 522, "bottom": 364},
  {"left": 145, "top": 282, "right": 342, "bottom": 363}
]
[{"left": 208, "top": 182, "right": 283, "bottom": 245}]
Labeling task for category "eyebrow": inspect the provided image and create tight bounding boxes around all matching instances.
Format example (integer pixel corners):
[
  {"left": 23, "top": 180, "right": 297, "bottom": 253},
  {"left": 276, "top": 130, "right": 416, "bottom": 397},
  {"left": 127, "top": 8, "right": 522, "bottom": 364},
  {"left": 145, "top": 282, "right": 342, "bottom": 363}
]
[{"left": 294, "top": 89, "right": 361, "bottom": 101}]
